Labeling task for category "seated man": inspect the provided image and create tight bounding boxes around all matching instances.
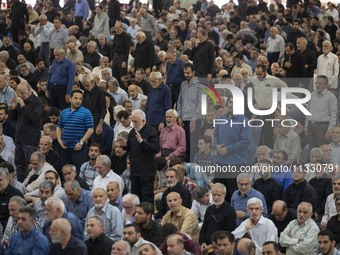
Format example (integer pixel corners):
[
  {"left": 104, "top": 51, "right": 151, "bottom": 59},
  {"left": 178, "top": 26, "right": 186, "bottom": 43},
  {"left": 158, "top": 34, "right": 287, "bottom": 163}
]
[
  {"left": 232, "top": 198, "right": 278, "bottom": 248},
  {"left": 85, "top": 215, "right": 114, "bottom": 255},
  {"left": 200, "top": 183, "right": 236, "bottom": 248},
  {"left": 236, "top": 238, "right": 261, "bottom": 255},
  {"left": 318, "top": 230, "right": 340, "bottom": 255},
  {"left": 48, "top": 218, "right": 87, "bottom": 254},
  {"left": 230, "top": 173, "right": 268, "bottom": 226},
  {"left": 85, "top": 188, "right": 123, "bottom": 242},
  {"left": 173, "top": 164, "right": 198, "bottom": 194},
  {"left": 326, "top": 195, "right": 340, "bottom": 245},
  {"left": 114, "top": 110, "right": 133, "bottom": 142},
  {"left": 0, "top": 162, "right": 25, "bottom": 195},
  {"left": 5, "top": 207, "right": 49, "bottom": 254},
  {"left": 321, "top": 175, "right": 340, "bottom": 229},
  {"left": 156, "top": 109, "right": 186, "bottom": 159},
  {"left": 253, "top": 159, "right": 283, "bottom": 214},
  {"left": 282, "top": 163, "right": 317, "bottom": 210},
  {"left": 191, "top": 186, "right": 213, "bottom": 223},
  {"left": 62, "top": 164, "right": 90, "bottom": 190},
  {"left": 128, "top": 84, "right": 148, "bottom": 110},
  {"left": 161, "top": 192, "right": 199, "bottom": 240},
  {"left": 262, "top": 241, "right": 281, "bottom": 255},
  {"left": 271, "top": 151, "right": 294, "bottom": 191},
  {"left": 279, "top": 202, "right": 320, "bottom": 255},
  {"left": 111, "top": 240, "right": 131, "bottom": 255},
  {"left": 166, "top": 235, "right": 192, "bottom": 255},
  {"left": 122, "top": 193, "right": 139, "bottom": 225},
  {"left": 64, "top": 180, "right": 94, "bottom": 228},
  {"left": 110, "top": 140, "right": 129, "bottom": 176},
  {"left": 155, "top": 168, "right": 191, "bottom": 220},
  {"left": 38, "top": 135, "right": 61, "bottom": 178},
  {"left": 43, "top": 197, "right": 84, "bottom": 242},
  {"left": 33, "top": 181, "right": 55, "bottom": 223},
  {"left": 106, "top": 181, "right": 123, "bottom": 211}
]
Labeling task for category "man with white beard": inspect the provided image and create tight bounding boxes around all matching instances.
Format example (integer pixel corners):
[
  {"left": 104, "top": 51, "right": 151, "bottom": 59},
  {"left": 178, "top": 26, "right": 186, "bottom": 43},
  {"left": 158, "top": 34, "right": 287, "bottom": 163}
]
[
  {"left": 48, "top": 218, "right": 87, "bottom": 254},
  {"left": 199, "top": 183, "right": 236, "bottom": 251},
  {"left": 84, "top": 188, "right": 123, "bottom": 242}
]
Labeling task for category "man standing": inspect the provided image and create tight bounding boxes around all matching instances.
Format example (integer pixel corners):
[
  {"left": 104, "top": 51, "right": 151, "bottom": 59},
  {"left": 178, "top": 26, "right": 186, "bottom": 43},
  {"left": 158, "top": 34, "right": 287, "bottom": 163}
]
[
  {"left": 144, "top": 71, "right": 172, "bottom": 132},
  {"left": 81, "top": 74, "right": 106, "bottom": 145},
  {"left": 10, "top": 0, "right": 29, "bottom": 43},
  {"left": 50, "top": 17, "right": 68, "bottom": 62},
  {"left": 133, "top": 32, "right": 155, "bottom": 75},
  {"left": 34, "top": 14, "right": 54, "bottom": 67},
  {"left": 282, "top": 43, "right": 305, "bottom": 79},
  {"left": 74, "top": 0, "right": 89, "bottom": 31},
  {"left": 80, "top": 143, "right": 100, "bottom": 189},
  {"left": 46, "top": 47, "right": 76, "bottom": 110},
  {"left": 85, "top": 215, "right": 114, "bottom": 255},
  {"left": 280, "top": 202, "right": 320, "bottom": 255},
  {"left": 111, "top": 22, "right": 131, "bottom": 85},
  {"left": 56, "top": 89, "right": 94, "bottom": 171},
  {"left": 118, "top": 110, "right": 159, "bottom": 205},
  {"left": 6, "top": 207, "right": 49, "bottom": 255},
  {"left": 139, "top": 7, "right": 157, "bottom": 42},
  {"left": 11, "top": 82, "right": 43, "bottom": 182},
  {"left": 48, "top": 218, "right": 87, "bottom": 254},
  {"left": 306, "top": 75, "right": 337, "bottom": 149},
  {"left": 190, "top": 28, "right": 215, "bottom": 78},
  {"left": 266, "top": 27, "right": 285, "bottom": 65},
  {"left": 0, "top": 76, "right": 17, "bottom": 108}
]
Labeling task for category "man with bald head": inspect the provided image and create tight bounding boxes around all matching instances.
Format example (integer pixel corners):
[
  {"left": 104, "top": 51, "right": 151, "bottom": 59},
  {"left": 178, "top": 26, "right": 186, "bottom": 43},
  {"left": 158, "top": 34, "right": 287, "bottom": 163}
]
[
  {"left": 112, "top": 240, "right": 131, "bottom": 255},
  {"left": 49, "top": 218, "right": 88, "bottom": 254},
  {"left": 128, "top": 85, "right": 148, "bottom": 110},
  {"left": 237, "top": 238, "right": 260, "bottom": 255},
  {"left": 280, "top": 202, "right": 320, "bottom": 255},
  {"left": 66, "top": 42, "right": 84, "bottom": 62},
  {"left": 11, "top": 82, "right": 43, "bottom": 182}
]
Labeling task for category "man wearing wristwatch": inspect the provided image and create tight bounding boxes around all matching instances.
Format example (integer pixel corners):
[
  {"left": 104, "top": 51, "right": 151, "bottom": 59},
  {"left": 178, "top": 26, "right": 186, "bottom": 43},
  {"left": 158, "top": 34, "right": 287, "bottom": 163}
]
[{"left": 57, "top": 89, "right": 94, "bottom": 171}]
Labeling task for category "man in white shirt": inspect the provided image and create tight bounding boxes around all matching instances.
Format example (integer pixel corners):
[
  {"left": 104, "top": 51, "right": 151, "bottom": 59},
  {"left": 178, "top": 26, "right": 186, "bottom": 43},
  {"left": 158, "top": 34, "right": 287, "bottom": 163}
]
[
  {"left": 191, "top": 186, "right": 213, "bottom": 224},
  {"left": 127, "top": 18, "right": 140, "bottom": 40},
  {"left": 232, "top": 197, "right": 278, "bottom": 248},
  {"left": 92, "top": 155, "right": 124, "bottom": 195},
  {"left": 321, "top": 175, "right": 340, "bottom": 229}
]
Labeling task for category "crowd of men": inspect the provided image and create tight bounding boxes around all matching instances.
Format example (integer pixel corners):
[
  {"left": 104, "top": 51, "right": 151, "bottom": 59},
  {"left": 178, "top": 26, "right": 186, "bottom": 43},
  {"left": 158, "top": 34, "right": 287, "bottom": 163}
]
[{"left": 0, "top": 0, "right": 340, "bottom": 254}]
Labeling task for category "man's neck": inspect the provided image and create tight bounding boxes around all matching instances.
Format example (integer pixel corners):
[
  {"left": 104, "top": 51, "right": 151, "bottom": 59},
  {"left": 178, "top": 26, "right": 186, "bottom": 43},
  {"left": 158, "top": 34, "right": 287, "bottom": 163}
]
[
  {"left": 203, "top": 149, "right": 210, "bottom": 157},
  {"left": 60, "top": 235, "right": 71, "bottom": 249},
  {"left": 294, "top": 179, "right": 304, "bottom": 185},
  {"left": 95, "top": 206, "right": 103, "bottom": 213},
  {"left": 141, "top": 218, "right": 150, "bottom": 229},
  {"left": 333, "top": 141, "right": 340, "bottom": 146},
  {"left": 90, "top": 159, "right": 96, "bottom": 167}
]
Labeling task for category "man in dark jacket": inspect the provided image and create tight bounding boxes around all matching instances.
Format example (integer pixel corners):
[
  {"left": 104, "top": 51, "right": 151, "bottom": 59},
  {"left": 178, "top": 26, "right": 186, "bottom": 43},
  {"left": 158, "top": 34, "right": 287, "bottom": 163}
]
[{"left": 133, "top": 32, "right": 155, "bottom": 76}]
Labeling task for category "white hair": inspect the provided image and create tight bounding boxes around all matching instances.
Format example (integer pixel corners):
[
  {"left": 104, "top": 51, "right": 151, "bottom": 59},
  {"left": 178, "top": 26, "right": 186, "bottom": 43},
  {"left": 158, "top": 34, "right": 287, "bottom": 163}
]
[
  {"left": 45, "top": 197, "right": 65, "bottom": 212},
  {"left": 132, "top": 109, "right": 146, "bottom": 122},
  {"left": 150, "top": 71, "right": 162, "bottom": 80},
  {"left": 166, "top": 109, "right": 178, "bottom": 117},
  {"left": 123, "top": 194, "right": 140, "bottom": 205},
  {"left": 247, "top": 197, "right": 263, "bottom": 209}
]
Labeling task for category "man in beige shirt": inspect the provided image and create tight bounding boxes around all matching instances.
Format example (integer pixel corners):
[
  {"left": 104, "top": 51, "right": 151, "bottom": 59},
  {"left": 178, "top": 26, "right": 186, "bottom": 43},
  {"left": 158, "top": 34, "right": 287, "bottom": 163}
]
[{"left": 161, "top": 192, "right": 199, "bottom": 240}]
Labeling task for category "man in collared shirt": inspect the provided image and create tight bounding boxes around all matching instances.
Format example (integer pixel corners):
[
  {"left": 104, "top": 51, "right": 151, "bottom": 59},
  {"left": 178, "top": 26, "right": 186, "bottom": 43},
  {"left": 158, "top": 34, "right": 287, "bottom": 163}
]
[
  {"left": 6, "top": 207, "right": 49, "bottom": 255},
  {"left": 39, "top": 135, "right": 61, "bottom": 177},
  {"left": 231, "top": 173, "right": 268, "bottom": 227},
  {"left": 80, "top": 144, "right": 100, "bottom": 189},
  {"left": 166, "top": 50, "right": 185, "bottom": 107},
  {"left": 266, "top": 27, "right": 285, "bottom": 65},
  {"left": 231, "top": 53, "right": 253, "bottom": 78},
  {"left": 56, "top": 89, "right": 94, "bottom": 171},
  {"left": 74, "top": 0, "right": 89, "bottom": 30},
  {"left": 135, "top": 68, "right": 151, "bottom": 97},
  {"left": 46, "top": 47, "right": 76, "bottom": 110},
  {"left": 63, "top": 164, "right": 90, "bottom": 190},
  {"left": 108, "top": 80, "right": 128, "bottom": 106},
  {"left": 330, "top": 126, "right": 340, "bottom": 164},
  {"left": 66, "top": 42, "right": 84, "bottom": 62},
  {"left": 107, "top": 181, "right": 123, "bottom": 211},
  {"left": 85, "top": 215, "right": 114, "bottom": 255},
  {"left": 128, "top": 85, "right": 148, "bottom": 111},
  {"left": 84, "top": 41, "right": 101, "bottom": 69},
  {"left": 11, "top": 82, "right": 43, "bottom": 182},
  {"left": 139, "top": 7, "right": 158, "bottom": 41},
  {"left": 280, "top": 202, "right": 320, "bottom": 255},
  {"left": 191, "top": 186, "right": 213, "bottom": 222},
  {"left": 306, "top": 75, "right": 337, "bottom": 150},
  {"left": 194, "top": 135, "right": 216, "bottom": 183},
  {"left": 64, "top": 180, "right": 93, "bottom": 228},
  {"left": 316, "top": 41, "right": 339, "bottom": 90},
  {"left": 34, "top": 14, "right": 54, "bottom": 67},
  {"left": 50, "top": 17, "right": 68, "bottom": 62},
  {"left": 115, "top": 110, "right": 133, "bottom": 141},
  {"left": 135, "top": 202, "right": 163, "bottom": 246},
  {"left": 49, "top": 218, "right": 87, "bottom": 254},
  {"left": 144, "top": 71, "right": 172, "bottom": 132},
  {"left": 318, "top": 230, "right": 340, "bottom": 255},
  {"left": 0, "top": 76, "right": 16, "bottom": 108},
  {"left": 85, "top": 188, "right": 123, "bottom": 242},
  {"left": 233, "top": 198, "right": 277, "bottom": 248},
  {"left": 321, "top": 175, "right": 340, "bottom": 229},
  {"left": 92, "top": 155, "right": 124, "bottom": 195}
]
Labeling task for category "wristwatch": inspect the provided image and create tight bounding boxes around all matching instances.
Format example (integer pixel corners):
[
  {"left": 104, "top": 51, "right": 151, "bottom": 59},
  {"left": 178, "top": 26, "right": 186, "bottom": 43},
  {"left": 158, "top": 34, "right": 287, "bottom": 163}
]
[{"left": 79, "top": 140, "right": 84, "bottom": 146}]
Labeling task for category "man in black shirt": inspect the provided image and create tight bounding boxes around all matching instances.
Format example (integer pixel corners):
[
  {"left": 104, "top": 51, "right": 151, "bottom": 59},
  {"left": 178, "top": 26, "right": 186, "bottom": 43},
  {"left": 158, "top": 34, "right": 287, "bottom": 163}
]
[
  {"left": 39, "top": 136, "right": 61, "bottom": 178},
  {"left": 326, "top": 196, "right": 340, "bottom": 245},
  {"left": 84, "top": 41, "right": 101, "bottom": 69},
  {"left": 133, "top": 32, "right": 155, "bottom": 76},
  {"left": 10, "top": 0, "right": 29, "bottom": 43},
  {"left": 11, "top": 82, "right": 43, "bottom": 182},
  {"left": 135, "top": 202, "right": 163, "bottom": 246},
  {"left": 112, "top": 22, "right": 131, "bottom": 85}
]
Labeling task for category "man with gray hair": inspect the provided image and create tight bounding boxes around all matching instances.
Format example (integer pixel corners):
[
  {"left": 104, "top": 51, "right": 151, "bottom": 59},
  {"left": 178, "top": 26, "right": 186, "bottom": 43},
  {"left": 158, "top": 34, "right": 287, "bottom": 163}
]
[
  {"left": 118, "top": 109, "right": 160, "bottom": 205},
  {"left": 10, "top": 82, "right": 43, "bottom": 182},
  {"left": 81, "top": 73, "right": 106, "bottom": 145},
  {"left": 46, "top": 46, "right": 76, "bottom": 110},
  {"left": 0, "top": 75, "right": 16, "bottom": 107},
  {"left": 232, "top": 197, "right": 278, "bottom": 248},
  {"left": 280, "top": 202, "right": 320, "bottom": 255},
  {"left": 231, "top": 173, "right": 268, "bottom": 226},
  {"left": 112, "top": 240, "right": 131, "bottom": 255},
  {"left": 34, "top": 14, "right": 54, "bottom": 67},
  {"left": 85, "top": 215, "right": 114, "bottom": 255},
  {"left": 84, "top": 40, "right": 101, "bottom": 68},
  {"left": 92, "top": 56, "right": 111, "bottom": 79},
  {"left": 144, "top": 71, "right": 172, "bottom": 132}
]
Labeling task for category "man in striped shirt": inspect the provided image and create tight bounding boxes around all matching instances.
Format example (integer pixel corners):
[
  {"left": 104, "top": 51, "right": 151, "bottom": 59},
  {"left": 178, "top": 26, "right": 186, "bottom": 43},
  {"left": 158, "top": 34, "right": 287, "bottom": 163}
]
[{"left": 57, "top": 89, "right": 94, "bottom": 171}]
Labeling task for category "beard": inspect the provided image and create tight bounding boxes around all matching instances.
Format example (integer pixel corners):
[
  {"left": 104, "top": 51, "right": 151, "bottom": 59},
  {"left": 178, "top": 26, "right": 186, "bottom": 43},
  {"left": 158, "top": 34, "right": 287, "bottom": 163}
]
[
  {"left": 51, "top": 233, "right": 61, "bottom": 244},
  {"left": 94, "top": 203, "right": 105, "bottom": 208}
]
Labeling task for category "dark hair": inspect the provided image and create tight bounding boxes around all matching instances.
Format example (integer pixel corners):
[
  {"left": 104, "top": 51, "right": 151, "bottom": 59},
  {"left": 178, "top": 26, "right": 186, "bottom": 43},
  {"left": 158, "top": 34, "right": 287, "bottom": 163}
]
[
  {"left": 124, "top": 223, "right": 142, "bottom": 234},
  {"left": 117, "top": 110, "right": 129, "bottom": 120},
  {"left": 314, "top": 159, "right": 326, "bottom": 164},
  {"left": 70, "top": 89, "right": 83, "bottom": 98},
  {"left": 285, "top": 42, "right": 295, "bottom": 50},
  {"left": 9, "top": 69, "right": 19, "bottom": 76},
  {"left": 19, "top": 206, "right": 36, "bottom": 221},
  {"left": 169, "top": 158, "right": 183, "bottom": 167},
  {"left": 53, "top": 16, "right": 62, "bottom": 22},
  {"left": 137, "top": 202, "right": 154, "bottom": 215},
  {"left": 258, "top": 158, "right": 272, "bottom": 166},
  {"left": 198, "top": 135, "right": 212, "bottom": 145},
  {"left": 136, "top": 68, "right": 145, "bottom": 74},
  {"left": 192, "top": 186, "right": 209, "bottom": 201},
  {"left": 183, "top": 63, "right": 195, "bottom": 72},
  {"left": 293, "top": 19, "right": 301, "bottom": 25},
  {"left": 211, "top": 231, "right": 235, "bottom": 244},
  {"left": 162, "top": 223, "right": 178, "bottom": 238},
  {"left": 0, "top": 106, "right": 8, "bottom": 115},
  {"left": 156, "top": 156, "right": 167, "bottom": 171},
  {"left": 10, "top": 77, "right": 20, "bottom": 84},
  {"left": 234, "top": 53, "right": 244, "bottom": 60},
  {"left": 35, "top": 58, "right": 44, "bottom": 65},
  {"left": 0, "top": 162, "right": 14, "bottom": 173},
  {"left": 45, "top": 170, "right": 59, "bottom": 180},
  {"left": 275, "top": 150, "right": 288, "bottom": 161},
  {"left": 262, "top": 241, "right": 280, "bottom": 252},
  {"left": 255, "top": 64, "right": 267, "bottom": 72},
  {"left": 89, "top": 143, "right": 101, "bottom": 151},
  {"left": 122, "top": 100, "right": 132, "bottom": 107},
  {"left": 48, "top": 107, "right": 60, "bottom": 117}
]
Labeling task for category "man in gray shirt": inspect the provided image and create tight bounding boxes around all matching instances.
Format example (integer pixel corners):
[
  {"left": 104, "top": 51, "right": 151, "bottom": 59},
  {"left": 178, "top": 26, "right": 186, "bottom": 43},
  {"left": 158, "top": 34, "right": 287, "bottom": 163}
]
[{"left": 49, "top": 17, "right": 68, "bottom": 62}]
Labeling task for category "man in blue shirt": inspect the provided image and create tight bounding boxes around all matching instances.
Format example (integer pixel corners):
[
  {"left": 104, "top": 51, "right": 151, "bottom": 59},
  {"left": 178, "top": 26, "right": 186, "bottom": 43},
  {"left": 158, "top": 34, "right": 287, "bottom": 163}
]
[
  {"left": 46, "top": 47, "right": 76, "bottom": 110},
  {"left": 56, "top": 89, "right": 94, "bottom": 171},
  {"left": 5, "top": 207, "right": 49, "bottom": 255},
  {"left": 166, "top": 49, "right": 185, "bottom": 107},
  {"left": 74, "top": 0, "right": 89, "bottom": 30},
  {"left": 144, "top": 71, "right": 171, "bottom": 133},
  {"left": 214, "top": 96, "right": 252, "bottom": 202}
]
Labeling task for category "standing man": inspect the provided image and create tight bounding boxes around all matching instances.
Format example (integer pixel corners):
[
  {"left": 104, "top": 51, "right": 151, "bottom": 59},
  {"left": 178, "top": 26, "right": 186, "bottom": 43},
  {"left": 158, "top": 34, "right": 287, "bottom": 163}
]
[
  {"left": 81, "top": 74, "right": 106, "bottom": 145},
  {"left": 34, "top": 14, "right": 54, "bottom": 67},
  {"left": 111, "top": 22, "right": 131, "bottom": 85},
  {"left": 266, "top": 27, "right": 285, "bottom": 66},
  {"left": 177, "top": 63, "right": 201, "bottom": 160},
  {"left": 74, "top": 0, "right": 89, "bottom": 31},
  {"left": 11, "top": 82, "right": 43, "bottom": 182},
  {"left": 190, "top": 28, "right": 215, "bottom": 78},
  {"left": 118, "top": 110, "right": 159, "bottom": 205},
  {"left": 46, "top": 47, "right": 76, "bottom": 110},
  {"left": 134, "top": 32, "right": 155, "bottom": 76},
  {"left": 139, "top": 7, "right": 157, "bottom": 42},
  {"left": 166, "top": 50, "right": 185, "bottom": 107},
  {"left": 10, "top": 0, "right": 29, "bottom": 43},
  {"left": 144, "top": 71, "right": 172, "bottom": 132},
  {"left": 306, "top": 75, "right": 337, "bottom": 150},
  {"left": 49, "top": 17, "right": 68, "bottom": 62},
  {"left": 57, "top": 89, "right": 94, "bottom": 171}
]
